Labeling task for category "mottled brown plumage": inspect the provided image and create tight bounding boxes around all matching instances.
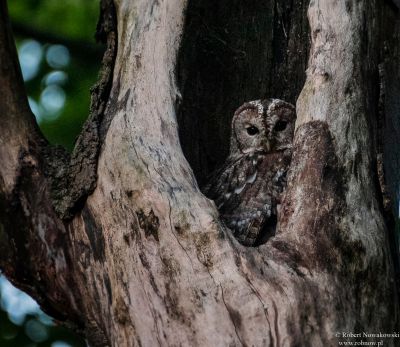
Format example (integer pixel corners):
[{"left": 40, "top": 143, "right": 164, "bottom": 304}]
[{"left": 203, "top": 99, "right": 296, "bottom": 246}]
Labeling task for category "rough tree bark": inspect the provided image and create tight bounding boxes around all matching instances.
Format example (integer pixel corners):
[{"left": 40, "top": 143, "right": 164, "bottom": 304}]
[{"left": 0, "top": 0, "right": 399, "bottom": 346}]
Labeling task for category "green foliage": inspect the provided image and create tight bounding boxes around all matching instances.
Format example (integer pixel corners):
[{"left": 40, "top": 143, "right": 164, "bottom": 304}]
[
  {"left": 9, "top": 0, "right": 99, "bottom": 41},
  {"left": 10, "top": 0, "right": 102, "bottom": 150},
  {"left": 20, "top": 40, "right": 101, "bottom": 150}
]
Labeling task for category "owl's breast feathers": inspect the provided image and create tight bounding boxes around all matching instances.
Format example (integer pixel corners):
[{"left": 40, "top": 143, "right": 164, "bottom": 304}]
[{"left": 203, "top": 150, "right": 291, "bottom": 246}]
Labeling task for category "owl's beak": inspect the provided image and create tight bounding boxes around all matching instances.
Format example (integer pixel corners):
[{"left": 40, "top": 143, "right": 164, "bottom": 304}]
[{"left": 262, "top": 139, "right": 271, "bottom": 152}]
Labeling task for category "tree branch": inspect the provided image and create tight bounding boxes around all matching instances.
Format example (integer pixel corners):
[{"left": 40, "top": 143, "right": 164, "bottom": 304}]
[
  {"left": 0, "top": 0, "right": 84, "bottom": 326},
  {"left": 0, "top": 0, "right": 121, "bottom": 342}
]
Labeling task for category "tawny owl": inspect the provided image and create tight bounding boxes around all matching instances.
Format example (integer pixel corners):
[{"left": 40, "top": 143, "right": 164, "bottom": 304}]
[{"left": 203, "top": 99, "right": 296, "bottom": 246}]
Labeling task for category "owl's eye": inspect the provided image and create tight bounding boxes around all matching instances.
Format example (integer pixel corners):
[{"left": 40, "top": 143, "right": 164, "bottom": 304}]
[
  {"left": 274, "top": 120, "right": 287, "bottom": 132},
  {"left": 246, "top": 126, "right": 259, "bottom": 136}
]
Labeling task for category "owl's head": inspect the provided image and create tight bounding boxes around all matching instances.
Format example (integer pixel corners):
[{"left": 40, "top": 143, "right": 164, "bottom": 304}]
[{"left": 230, "top": 99, "right": 296, "bottom": 155}]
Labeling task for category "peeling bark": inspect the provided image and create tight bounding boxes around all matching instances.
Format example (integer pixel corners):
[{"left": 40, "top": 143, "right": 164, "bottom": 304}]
[{"left": 0, "top": 0, "right": 399, "bottom": 346}]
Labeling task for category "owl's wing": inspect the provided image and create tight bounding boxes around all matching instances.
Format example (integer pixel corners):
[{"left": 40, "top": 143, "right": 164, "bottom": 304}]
[
  {"left": 202, "top": 154, "right": 258, "bottom": 210},
  {"left": 203, "top": 154, "right": 274, "bottom": 246},
  {"left": 203, "top": 153, "right": 289, "bottom": 246},
  {"left": 221, "top": 190, "right": 276, "bottom": 246}
]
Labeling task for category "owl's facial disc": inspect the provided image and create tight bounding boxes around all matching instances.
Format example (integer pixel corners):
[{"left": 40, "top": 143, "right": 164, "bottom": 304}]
[
  {"left": 267, "top": 105, "right": 296, "bottom": 151},
  {"left": 231, "top": 99, "right": 295, "bottom": 156},
  {"left": 261, "top": 138, "right": 271, "bottom": 152},
  {"left": 232, "top": 104, "right": 272, "bottom": 154},
  {"left": 244, "top": 124, "right": 271, "bottom": 152}
]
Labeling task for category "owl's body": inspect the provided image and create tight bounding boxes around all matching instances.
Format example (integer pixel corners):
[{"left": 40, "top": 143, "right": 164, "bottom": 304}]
[{"left": 203, "top": 99, "right": 296, "bottom": 246}]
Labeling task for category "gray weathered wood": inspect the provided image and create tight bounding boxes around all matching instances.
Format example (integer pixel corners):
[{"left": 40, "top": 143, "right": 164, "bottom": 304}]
[{"left": 0, "top": 0, "right": 398, "bottom": 345}]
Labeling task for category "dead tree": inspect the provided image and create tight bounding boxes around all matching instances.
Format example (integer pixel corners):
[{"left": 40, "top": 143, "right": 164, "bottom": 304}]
[{"left": 0, "top": 0, "right": 399, "bottom": 345}]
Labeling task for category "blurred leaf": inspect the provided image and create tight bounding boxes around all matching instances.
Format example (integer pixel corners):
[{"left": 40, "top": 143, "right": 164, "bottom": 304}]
[{"left": 9, "top": 0, "right": 99, "bottom": 42}]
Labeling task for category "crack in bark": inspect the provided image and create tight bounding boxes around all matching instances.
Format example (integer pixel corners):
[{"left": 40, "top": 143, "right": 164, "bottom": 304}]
[
  {"left": 220, "top": 284, "right": 245, "bottom": 347},
  {"left": 243, "top": 273, "right": 276, "bottom": 345},
  {"left": 132, "top": 242, "right": 164, "bottom": 346},
  {"left": 129, "top": 131, "right": 152, "bottom": 179},
  {"left": 167, "top": 199, "right": 195, "bottom": 270}
]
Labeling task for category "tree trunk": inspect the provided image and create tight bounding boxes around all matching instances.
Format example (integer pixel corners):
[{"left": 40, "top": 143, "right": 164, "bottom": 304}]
[{"left": 1, "top": 0, "right": 399, "bottom": 346}]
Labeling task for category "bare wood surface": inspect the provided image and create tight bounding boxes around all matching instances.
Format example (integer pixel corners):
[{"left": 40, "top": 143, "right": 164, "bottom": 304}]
[{"left": 0, "top": 0, "right": 398, "bottom": 345}]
